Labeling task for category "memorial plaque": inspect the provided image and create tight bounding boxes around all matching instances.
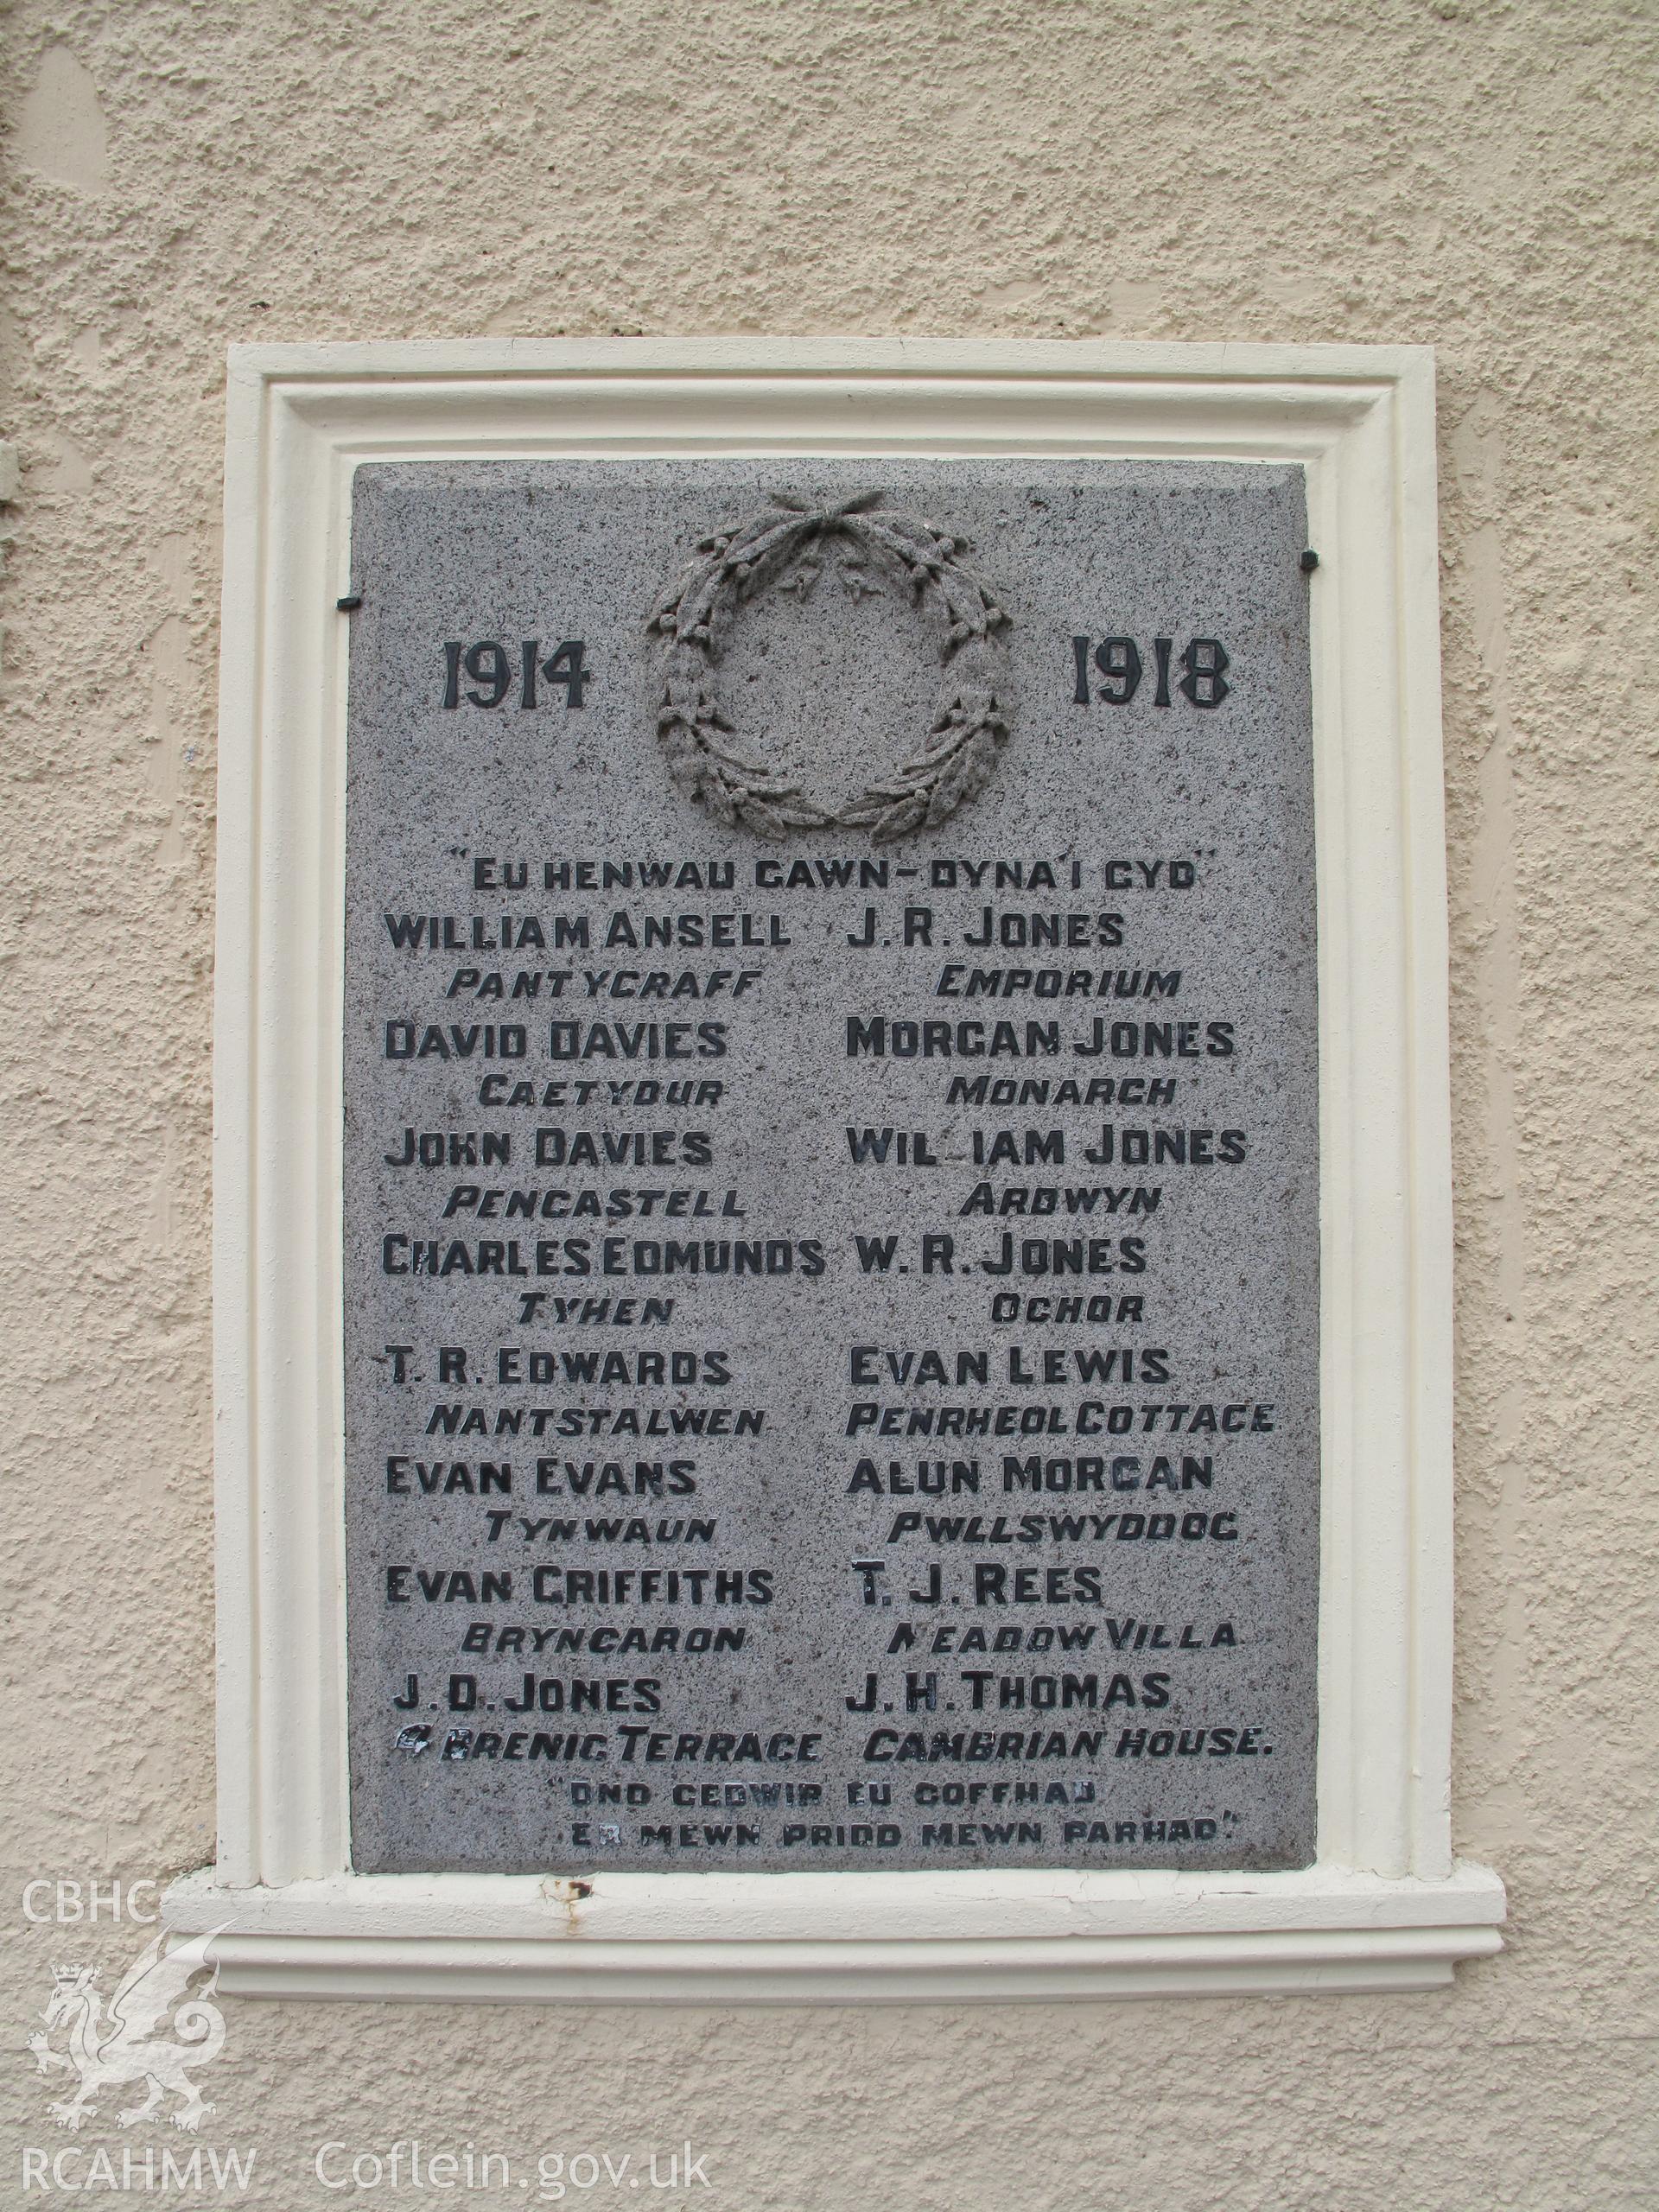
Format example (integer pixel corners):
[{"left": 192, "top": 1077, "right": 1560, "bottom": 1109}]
[{"left": 342, "top": 458, "right": 1319, "bottom": 1875}]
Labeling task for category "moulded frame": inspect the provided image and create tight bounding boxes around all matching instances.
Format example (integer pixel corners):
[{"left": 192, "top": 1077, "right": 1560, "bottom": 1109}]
[{"left": 165, "top": 338, "right": 1503, "bottom": 2003}]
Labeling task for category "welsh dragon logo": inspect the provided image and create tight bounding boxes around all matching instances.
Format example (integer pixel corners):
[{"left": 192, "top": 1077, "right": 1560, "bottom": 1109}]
[{"left": 26, "top": 1925, "right": 229, "bottom": 2133}]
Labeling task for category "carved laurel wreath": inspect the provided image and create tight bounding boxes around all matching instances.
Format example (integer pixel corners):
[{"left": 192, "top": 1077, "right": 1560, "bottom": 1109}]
[{"left": 649, "top": 491, "right": 1012, "bottom": 843}]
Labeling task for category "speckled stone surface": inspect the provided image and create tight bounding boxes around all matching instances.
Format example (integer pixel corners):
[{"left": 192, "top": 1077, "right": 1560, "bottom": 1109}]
[{"left": 341, "top": 458, "right": 1317, "bottom": 1874}]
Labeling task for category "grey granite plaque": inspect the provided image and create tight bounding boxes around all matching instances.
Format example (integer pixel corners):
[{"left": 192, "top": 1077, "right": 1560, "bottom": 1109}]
[{"left": 342, "top": 458, "right": 1319, "bottom": 1875}]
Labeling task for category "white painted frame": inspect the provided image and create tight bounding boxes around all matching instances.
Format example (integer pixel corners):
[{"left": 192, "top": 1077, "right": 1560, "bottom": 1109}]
[{"left": 167, "top": 339, "right": 1503, "bottom": 2003}]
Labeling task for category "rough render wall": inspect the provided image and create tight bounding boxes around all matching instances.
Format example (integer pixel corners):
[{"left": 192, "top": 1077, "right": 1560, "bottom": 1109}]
[{"left": 3, "top": 1, "right": 1656, "bottom": 2204}]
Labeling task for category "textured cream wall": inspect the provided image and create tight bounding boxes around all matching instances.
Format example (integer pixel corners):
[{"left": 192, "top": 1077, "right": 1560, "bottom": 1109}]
[{"left": 3, "top": 3, "right": 1656, "bottom": 2205}]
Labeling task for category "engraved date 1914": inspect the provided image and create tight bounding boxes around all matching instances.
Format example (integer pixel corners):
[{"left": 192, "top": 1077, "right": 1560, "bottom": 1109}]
[{"left": 441, "top": 639, "right": 588, "bottom": 709}]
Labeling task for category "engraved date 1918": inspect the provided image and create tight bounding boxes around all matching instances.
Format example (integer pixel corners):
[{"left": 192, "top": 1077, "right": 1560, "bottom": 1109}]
[{"left": 1071, "top": 636, "right": 1229, "bottom": 708}]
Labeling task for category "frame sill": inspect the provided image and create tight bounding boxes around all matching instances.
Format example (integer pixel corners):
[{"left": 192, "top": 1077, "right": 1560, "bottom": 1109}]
[{"left": 165, "top": 1862, "right": 1503, "bottom": 2005}]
